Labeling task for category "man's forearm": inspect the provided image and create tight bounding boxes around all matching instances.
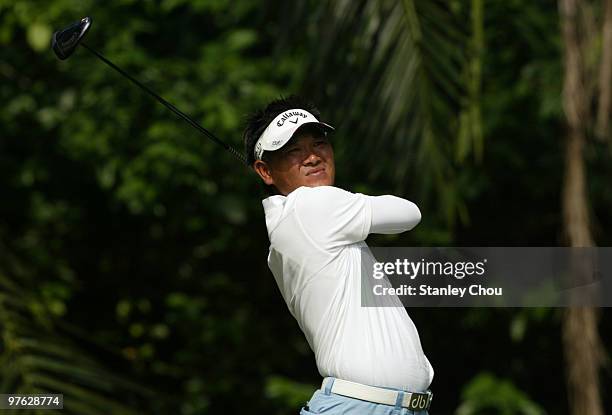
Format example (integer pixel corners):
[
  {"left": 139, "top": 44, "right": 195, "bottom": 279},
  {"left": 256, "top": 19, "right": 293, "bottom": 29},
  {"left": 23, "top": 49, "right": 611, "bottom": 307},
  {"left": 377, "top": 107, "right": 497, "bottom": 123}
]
[{"left": 368, "top": 195, "right": 421, "bottom": 234}]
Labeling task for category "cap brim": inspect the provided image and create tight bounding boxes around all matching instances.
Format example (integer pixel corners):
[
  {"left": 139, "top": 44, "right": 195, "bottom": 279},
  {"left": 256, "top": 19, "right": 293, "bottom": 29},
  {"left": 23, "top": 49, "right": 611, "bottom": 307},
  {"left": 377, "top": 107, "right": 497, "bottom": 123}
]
[
  {"left": 290, "top": 121, "right": 335, "bottom": 138},
  {"left": 260, "top": 121, "right": 335, "bottom": 154}
]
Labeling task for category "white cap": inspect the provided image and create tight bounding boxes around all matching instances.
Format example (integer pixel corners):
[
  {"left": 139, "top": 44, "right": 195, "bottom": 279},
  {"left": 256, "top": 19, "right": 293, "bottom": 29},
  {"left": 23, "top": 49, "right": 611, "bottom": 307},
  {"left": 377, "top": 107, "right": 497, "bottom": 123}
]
[{"left": 254, "top": 108, "right": 334, "bottom": 161}]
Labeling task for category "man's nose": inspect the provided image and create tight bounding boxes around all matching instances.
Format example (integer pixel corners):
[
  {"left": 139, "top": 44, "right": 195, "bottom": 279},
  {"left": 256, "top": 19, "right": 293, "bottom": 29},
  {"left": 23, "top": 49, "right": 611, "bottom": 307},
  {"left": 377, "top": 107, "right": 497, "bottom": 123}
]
[{"left": 303, "top": 149, "right": 322, "bottom": 165}]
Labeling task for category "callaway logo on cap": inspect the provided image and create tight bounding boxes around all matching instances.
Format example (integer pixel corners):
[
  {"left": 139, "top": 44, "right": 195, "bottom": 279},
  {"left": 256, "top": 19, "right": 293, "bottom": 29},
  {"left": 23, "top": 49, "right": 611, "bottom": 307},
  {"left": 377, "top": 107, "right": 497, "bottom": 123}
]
[{"left": 254, "top": 109, "right": 334, "bottom": 160}]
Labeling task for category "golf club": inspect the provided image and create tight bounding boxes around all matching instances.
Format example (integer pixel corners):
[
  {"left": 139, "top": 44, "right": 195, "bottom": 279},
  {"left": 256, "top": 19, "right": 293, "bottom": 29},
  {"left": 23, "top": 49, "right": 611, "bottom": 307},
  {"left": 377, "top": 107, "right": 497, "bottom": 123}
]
[{"left": 52, "top": 16, "right": 247, "bottom": 164}]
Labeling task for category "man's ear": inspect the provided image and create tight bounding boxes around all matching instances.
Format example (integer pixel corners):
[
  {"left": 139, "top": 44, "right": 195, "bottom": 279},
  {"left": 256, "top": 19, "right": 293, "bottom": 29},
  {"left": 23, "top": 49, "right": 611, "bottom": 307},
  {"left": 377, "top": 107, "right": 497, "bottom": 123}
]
[{"left": 253, "top": 160, "right": 275, "bottom": 186}]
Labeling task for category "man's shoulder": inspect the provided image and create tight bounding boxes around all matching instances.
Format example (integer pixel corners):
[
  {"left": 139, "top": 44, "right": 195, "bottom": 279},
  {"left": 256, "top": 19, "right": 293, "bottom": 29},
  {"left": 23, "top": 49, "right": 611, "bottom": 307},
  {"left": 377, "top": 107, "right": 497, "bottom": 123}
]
[
  {"left": 289, "top": 185, "right": 371, "bottom": 245},
  {"left": 289, "top": 185, "right": 368, "bottom": 222}
]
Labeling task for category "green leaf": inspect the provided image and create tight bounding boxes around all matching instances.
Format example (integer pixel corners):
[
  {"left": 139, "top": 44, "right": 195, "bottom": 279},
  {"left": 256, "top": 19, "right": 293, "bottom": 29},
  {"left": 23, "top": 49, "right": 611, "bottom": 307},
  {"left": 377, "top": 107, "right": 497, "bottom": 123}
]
[
  {"left": 26, "top": 22, "right": 51, "bottom": 52},
  {"left": 457, "top": 373, "right": 546, "bottom": 415}
]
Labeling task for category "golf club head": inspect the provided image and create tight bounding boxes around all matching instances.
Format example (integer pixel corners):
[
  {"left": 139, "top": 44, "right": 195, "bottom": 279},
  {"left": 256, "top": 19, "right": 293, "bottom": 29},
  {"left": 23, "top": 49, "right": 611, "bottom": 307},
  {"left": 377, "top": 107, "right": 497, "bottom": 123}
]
[{"left": 52, "top": 16, "right": 92, "bottom": 60}]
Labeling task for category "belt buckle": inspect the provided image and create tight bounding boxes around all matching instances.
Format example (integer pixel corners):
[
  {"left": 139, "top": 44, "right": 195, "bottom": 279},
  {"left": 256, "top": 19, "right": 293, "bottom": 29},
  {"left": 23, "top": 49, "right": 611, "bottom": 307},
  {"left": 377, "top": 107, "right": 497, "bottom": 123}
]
[{"left": 406, "top": 390, "right": 432, "bottom": 411}]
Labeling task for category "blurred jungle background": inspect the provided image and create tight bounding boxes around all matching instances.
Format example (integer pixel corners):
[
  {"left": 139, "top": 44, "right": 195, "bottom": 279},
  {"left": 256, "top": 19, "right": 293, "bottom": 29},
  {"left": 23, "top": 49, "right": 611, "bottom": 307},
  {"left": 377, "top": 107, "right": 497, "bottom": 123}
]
[{"left": 1, "top": 0, "right": 611, "bottom": 414}]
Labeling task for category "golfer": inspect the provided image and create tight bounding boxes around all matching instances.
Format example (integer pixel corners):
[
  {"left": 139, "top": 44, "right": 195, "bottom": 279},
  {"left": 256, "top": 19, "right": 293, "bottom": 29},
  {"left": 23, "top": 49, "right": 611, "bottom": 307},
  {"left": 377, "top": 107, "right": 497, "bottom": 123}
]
[{"left": 244, "top": 96, "right": 434, "bottom": 414}]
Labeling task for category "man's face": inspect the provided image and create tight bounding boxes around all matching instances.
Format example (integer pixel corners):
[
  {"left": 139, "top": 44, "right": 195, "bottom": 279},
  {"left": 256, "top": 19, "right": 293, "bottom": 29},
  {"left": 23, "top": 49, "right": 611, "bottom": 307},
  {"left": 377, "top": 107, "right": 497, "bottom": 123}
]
[{"left": 253, "top": 127, "right": 335, "bottom": 196}]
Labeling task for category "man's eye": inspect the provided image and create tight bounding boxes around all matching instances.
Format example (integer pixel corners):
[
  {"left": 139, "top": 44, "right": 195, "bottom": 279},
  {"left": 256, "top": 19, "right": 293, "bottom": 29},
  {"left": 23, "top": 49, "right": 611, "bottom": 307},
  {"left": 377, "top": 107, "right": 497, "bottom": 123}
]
[
  {"left": 315, "top": 140, "right": 328, "bottom": 146},
  {"left": 288, "top": 148, "right": 301, "bottom": 154}
]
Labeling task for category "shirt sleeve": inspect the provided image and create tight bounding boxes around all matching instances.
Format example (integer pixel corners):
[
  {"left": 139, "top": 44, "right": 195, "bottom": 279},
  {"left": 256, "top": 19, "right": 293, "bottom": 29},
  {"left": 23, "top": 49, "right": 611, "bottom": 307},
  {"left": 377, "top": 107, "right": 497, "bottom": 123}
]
[
  {"left": 294, "top": 186, "right": 372, "bottom": 248},
  {"left": 368, "top": 195, "right": 421, "bottom": 234},
  {"left": 294, "top": 186, "right": 422, "bottom": 249}
]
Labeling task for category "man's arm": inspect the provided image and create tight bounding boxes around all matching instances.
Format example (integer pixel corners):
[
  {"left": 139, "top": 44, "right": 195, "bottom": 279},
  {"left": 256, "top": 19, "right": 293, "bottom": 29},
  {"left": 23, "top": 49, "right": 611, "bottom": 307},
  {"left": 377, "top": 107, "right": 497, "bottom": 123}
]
[
  {"left": 368, "top": 195, "right": 421, "bottom": 234},
  {"left": 294, "top": 186, "right": 421, "bottom": 248}
]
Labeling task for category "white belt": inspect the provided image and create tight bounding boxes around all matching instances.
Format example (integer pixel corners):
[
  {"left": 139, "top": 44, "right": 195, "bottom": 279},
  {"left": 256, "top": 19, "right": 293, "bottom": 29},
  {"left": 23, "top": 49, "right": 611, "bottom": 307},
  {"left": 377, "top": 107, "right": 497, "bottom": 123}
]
[{"left": 321, "top": 378, "right": 433, "bottom": 410}]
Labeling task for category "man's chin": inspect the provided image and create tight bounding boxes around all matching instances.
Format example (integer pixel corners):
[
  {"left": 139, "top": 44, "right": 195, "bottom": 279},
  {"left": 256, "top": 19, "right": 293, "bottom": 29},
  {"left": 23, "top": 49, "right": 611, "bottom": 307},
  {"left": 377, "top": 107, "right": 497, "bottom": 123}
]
[{"left": 304, "top": 177, "right": 333, "bottom": 187}]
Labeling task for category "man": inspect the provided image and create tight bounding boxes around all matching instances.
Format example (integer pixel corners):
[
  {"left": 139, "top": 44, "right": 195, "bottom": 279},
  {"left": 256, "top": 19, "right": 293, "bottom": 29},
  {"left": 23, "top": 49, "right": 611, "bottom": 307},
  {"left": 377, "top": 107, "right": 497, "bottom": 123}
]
[{"left": 243, "top": 96, "right": 434, "bottom": 414}]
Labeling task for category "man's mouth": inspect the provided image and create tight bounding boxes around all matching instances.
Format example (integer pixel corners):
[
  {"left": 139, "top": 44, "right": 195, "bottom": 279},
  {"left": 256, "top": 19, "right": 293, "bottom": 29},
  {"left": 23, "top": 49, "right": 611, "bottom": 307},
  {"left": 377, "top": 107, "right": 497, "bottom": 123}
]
[{"left": 306, "top": 167, "right": 326, "bottom": 177}]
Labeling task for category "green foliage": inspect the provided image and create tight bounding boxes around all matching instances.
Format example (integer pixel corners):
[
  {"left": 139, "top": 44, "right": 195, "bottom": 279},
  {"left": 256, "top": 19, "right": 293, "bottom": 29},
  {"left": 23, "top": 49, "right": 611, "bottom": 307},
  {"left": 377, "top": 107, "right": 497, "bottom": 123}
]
[
  {"left": 1, "top": 0, "right": 302, "bottom": 412},
  {"left": 456, "top": 373, "right": 545, "bottom": 415},
  {"left": 264, "top": 375, "right": 316, "bottom": 410},
  {"left": 509, "top": 309, "right": 551, "bottom": 342},
  {"left": 0, "top": 271, "right": 155, "bottom": 414}
]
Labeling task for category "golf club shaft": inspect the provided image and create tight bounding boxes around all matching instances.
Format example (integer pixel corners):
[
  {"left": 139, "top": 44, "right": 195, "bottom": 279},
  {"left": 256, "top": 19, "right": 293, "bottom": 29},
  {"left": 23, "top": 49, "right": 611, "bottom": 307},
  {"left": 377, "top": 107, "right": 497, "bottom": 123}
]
[{"left": 80, "top": 42, "right": 246, "bottom": 164}]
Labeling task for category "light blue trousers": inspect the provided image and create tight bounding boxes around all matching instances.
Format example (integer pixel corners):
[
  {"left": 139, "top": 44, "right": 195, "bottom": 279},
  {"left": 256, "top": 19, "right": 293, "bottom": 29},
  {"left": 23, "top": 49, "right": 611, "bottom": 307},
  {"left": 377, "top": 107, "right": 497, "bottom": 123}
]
[{"left": 300, "top": 377, "right": 430, "bottom": 415}]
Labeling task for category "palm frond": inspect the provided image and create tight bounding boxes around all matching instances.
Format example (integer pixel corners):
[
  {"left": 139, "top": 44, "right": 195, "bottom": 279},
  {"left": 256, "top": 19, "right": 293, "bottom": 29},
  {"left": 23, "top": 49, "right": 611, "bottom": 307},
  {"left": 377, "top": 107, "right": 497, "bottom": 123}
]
[
  {"left": 0, "top": 269, "right": 158, "bottom": 414},
  {"left": 285, "top": 0, "right": 484, "bottom": 225}
]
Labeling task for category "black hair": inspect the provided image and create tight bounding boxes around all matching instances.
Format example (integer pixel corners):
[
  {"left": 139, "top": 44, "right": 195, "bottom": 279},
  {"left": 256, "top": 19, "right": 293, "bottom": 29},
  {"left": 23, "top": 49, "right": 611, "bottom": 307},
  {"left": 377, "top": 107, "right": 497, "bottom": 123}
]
[{"left": 243, "top": 95, "right": 322, "bottom": 167}]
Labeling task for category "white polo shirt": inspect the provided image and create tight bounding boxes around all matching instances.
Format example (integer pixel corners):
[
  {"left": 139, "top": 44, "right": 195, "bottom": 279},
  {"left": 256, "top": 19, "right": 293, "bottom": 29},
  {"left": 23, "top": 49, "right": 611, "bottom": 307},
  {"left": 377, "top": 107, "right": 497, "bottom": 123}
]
[{"left": 262, "top": 185, "right": 434, "bottom": 392}]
